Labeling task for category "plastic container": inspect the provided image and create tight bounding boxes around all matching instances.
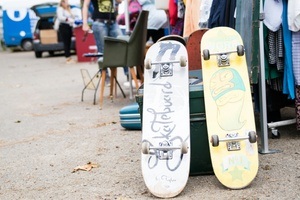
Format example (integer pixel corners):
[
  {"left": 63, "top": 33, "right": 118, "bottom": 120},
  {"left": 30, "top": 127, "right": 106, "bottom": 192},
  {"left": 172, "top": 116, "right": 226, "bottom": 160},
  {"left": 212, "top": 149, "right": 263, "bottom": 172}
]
[{"left": 119, "top": 103, "right": 141, "bottom": 130}]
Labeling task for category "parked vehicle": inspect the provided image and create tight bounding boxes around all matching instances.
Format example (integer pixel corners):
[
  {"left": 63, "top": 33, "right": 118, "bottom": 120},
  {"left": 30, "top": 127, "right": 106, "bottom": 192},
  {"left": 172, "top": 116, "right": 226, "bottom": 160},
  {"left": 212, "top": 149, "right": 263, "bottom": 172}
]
[
  {"left": 2, "top": 7, "right": 38, "bottom": 51},
  {"left": 0, "top": 0, "right": 80, "bottom": 51},
  {"left": 0, "top": 5, "right": 5, "bottom": 51},
  {"left": 32, "top": 3, "right": 76, "bottom": 58}
]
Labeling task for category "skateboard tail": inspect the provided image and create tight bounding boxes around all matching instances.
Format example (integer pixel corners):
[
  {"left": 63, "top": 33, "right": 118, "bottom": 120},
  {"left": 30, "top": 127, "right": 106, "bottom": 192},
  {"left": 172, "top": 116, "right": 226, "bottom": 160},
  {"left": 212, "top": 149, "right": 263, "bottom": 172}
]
[
  {"left": 141, "top": 148, "right": 190, "bottom": 198},
  {"left": 210, "top": 137, "right": 259, "bottom": 189}
]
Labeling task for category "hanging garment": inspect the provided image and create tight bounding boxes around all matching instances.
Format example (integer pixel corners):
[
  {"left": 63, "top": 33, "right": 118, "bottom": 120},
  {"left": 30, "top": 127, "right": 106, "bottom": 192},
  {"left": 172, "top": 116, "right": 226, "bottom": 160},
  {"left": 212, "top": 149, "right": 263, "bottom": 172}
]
[
  {"left": 177, "top": 0, "right": 185, "bottom": 19},
  {"left": 292, "top": 31, "right": 300, "bottom": 85},
  {"left": 171, "top": 18, "right": 185, "bottom": 35},
  {"left": 235, "top": 0, "right": 253, "bottom": 73},
  {"left": 183, "top": 0, "right": 201, "bottom": 37},
  {"left": 282, "top": 0, "right": 295, "bottom": 99},
  {"left": 199, "top": 0, "right": 213, "bottom": 28},
  {"left": 295, "top": 86, "right": 300, "bottom": 130},
  {"left": 263, "top": 25, "right": 281, "bottom": 81},
  {"left": 224, "top": 0, "right": 236, "bottom": 28},
  {"left": 267, "top": 31, "right": 277, "bottom": 65},
  {"left": 267, "top": 27, "right": 284, "bottom": 71},
  {"left": 287, "top": 0, "right": 300, "bottom": 32},
  {"left": 208, "top": 0, "right": 227, "bottom": 28},
  {"left": 169, "top": 0, "right": 178, "bottom": 26},
  {"left": 263, "top": 0, "right": 283, "bottom": 32},
  {"left": 170, "top": 0, "right": 185, "bottom": 36},
  {"left": 268, "top": 77, "right": 283, "bottom": 92}
]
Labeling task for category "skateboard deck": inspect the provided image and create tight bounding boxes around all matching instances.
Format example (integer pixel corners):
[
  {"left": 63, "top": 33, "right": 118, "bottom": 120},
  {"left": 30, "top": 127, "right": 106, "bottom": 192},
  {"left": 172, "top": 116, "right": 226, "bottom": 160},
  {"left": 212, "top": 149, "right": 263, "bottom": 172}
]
[
  {"left": 186, "top": 29, "right": 208, "bottom": 71},
  {"left": 157, "top": 34, "right": 187, "bottom": 47},
  {"left": 141, "top": 40, "right": 190, "bottom": 198},
  {"left": 201, "top": 27, "right": 259, "bottom": 189}
]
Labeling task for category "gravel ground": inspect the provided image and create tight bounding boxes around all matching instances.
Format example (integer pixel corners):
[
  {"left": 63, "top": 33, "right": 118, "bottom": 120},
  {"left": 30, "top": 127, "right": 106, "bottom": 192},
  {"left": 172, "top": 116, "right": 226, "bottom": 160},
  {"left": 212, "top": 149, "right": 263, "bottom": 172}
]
[{"left": 0, "top": 51, "right": 299, "bottom": 200}]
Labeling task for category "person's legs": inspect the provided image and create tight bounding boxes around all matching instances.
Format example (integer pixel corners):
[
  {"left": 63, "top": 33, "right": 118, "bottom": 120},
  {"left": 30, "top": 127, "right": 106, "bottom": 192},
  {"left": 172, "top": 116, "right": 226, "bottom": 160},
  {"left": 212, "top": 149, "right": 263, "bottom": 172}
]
[
  {"left": 92, "top": 21, "right": 107, "bottom": 53},
  {"left": 92, "top": 21, "right": 110, "bottom": 82},
  {"left": 150, "top": 28, "right": 166, "bottom": 43},
  {"left": 109, "top": 22, "right": 123, "bottom": 38},
  {"left": 146, "top": 30, "right": 152, "bottom": 42},
  {"left": 109, "top": 23, "right": 128, "bottom": 79},
  {"left": 65, "top": 26, "right": 73, "bottom": 59},
  {"left": 59, "top": 24, "right": 72, "bottom": 59},
  {"left": 123, "top": 67, "right": 129, "bottom": 80}
]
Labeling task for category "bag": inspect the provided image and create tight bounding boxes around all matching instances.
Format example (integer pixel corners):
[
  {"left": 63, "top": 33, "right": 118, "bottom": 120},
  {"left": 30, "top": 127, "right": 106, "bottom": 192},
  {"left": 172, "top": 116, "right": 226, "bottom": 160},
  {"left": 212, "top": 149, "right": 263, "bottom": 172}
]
[
  {"left": 117, "top": 0, "right": 142, "bottom": 30},
  {"left": 54, "top": 17, "right": 60, "bottom": 31}
]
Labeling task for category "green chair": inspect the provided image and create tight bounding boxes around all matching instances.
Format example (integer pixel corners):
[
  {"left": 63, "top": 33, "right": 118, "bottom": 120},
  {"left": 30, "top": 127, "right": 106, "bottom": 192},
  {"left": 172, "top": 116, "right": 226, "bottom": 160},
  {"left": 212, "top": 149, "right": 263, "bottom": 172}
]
[{"left": 97, "top": 10, "right": 149, "bottom": 109}]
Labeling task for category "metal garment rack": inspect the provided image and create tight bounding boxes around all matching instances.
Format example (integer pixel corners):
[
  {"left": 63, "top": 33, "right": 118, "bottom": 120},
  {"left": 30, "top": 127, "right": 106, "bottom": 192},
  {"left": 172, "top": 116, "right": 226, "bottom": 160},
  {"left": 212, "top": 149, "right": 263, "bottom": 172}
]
[
  {"left": 257, "top": 0, "right": 296, "bottom": 154},
  {"left": 267, "top": 119, "right": 296, "bottom": 137}
]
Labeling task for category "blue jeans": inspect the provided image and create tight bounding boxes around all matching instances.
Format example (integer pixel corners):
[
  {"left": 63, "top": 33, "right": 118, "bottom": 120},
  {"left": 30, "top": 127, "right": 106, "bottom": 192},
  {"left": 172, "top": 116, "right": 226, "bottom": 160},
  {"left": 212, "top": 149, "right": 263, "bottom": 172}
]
[
  {"left": 92, "top": 21, "right": 122, "bottom": 53},
  {"left": 92, "top": 21, "right": 128, "bottom": 78}
]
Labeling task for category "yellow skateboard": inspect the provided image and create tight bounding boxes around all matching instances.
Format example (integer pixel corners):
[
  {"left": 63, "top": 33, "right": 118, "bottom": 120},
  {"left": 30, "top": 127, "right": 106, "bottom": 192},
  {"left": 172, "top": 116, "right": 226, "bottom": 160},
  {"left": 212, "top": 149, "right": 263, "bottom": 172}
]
[{"left": 201, "top": 27, "right": 258, "bottom": 189}]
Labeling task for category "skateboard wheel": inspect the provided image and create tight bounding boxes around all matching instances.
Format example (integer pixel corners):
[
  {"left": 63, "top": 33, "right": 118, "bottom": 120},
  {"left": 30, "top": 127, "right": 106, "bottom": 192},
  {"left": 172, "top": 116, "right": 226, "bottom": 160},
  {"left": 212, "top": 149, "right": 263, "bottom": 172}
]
[
  {"left": 211, "top": 135, "right": 219, "bottom": 147},
  {"left": 141, "top": 141, "right": 150, "bottom": 154},
  {"left": 203, "top": 49, "right": 210, "bottom": 60},
  {"left": 181, "top": 141, "right": 189, "bottom": 154},
  {"left": 248, "top": 131, "right": 257, "bottom": 143},
  {"left": 237, "top": 45, "right": 244, "bottom": 56},
  {"left": 145, "top": 58, "right": 152, "bottom": 70},
  {"left": 179, "top": 56, "right": 187, "bottom": 67}
]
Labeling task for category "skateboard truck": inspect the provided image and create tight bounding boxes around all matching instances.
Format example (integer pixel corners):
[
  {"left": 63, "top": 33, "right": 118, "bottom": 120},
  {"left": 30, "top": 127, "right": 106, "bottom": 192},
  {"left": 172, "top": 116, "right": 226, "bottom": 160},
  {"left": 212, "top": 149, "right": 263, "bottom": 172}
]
[
  {"left": 144, "top": 56, "right": 187, "bottom": 70},
  {"left": 157, "top": 141, "right": 174, "bottom": 160},
  {"left": 217, "top": 54, "right": 230, "bottom": 67},
  {"left": 211, "top": 131, "right": 257, "bottom": 151},
  {"left": 142, "top": 141, "right": 189, "bottom": 159},
  {"left": 202, "top": 45, "right": 245, "bottom": 67}
]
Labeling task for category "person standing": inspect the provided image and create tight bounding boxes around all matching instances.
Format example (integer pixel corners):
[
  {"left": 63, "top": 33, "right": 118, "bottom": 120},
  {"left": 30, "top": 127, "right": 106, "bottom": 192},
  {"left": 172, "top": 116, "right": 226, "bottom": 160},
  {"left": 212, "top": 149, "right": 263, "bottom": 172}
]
[
  {"left": 57, "top": 0, "right": 76, "bottom": 64},
  {"left": 138, "top": 0, "right": 168, "bottom": 43},
  {"left": 82, "top": 0, "right": 123, "bottom": 84}
]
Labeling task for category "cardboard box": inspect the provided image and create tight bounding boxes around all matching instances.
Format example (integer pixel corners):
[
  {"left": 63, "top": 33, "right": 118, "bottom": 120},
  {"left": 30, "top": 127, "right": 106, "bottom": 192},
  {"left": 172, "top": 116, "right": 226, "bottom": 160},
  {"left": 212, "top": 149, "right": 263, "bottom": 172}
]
[{"left": 40, "top": 30, "right": 58, "bottom": 44}]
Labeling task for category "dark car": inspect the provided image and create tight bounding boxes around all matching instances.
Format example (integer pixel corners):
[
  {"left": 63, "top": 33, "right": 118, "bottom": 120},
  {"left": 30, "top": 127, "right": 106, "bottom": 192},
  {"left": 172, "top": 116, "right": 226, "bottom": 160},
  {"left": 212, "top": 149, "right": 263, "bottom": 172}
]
[{"left": 31, "top": 3, "right": 75, "bottom": 58}]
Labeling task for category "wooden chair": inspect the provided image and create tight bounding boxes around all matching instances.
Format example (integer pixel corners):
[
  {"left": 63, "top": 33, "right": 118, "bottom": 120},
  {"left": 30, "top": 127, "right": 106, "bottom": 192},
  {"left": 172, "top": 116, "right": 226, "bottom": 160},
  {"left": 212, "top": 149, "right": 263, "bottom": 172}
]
[{"left": 97, "top": 10, "right": 149, "bottom": 109}]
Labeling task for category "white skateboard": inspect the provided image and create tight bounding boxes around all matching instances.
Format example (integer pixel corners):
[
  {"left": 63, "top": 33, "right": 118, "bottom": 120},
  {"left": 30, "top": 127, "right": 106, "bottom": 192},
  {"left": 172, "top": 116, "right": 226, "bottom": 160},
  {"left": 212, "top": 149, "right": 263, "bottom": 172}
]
[{"left": 141, "top": 40, "right": 190, "bottom": 198}]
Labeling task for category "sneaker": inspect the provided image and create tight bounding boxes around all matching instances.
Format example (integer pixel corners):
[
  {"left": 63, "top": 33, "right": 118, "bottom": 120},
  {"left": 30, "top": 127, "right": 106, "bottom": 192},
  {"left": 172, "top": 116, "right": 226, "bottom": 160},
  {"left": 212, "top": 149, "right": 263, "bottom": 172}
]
[
  {"left": 66, "top": 57, "right": 76, "bottom": 64},
  {"left": 123, "top": 80, "right": 140, "bottom": 88}
]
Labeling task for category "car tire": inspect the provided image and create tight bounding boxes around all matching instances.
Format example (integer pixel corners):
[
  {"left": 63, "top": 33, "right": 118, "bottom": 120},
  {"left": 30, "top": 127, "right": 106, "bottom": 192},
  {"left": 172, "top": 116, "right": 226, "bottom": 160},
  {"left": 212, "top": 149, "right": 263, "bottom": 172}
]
[
  {"left": 48, "top": 51, "right": 55, "bottom": 56},
  {"left": 35, "top": 51, "right": 42, "bottom": 58},
  {"left": 21, "top": 39, "right": 33, "bottom": 51}
]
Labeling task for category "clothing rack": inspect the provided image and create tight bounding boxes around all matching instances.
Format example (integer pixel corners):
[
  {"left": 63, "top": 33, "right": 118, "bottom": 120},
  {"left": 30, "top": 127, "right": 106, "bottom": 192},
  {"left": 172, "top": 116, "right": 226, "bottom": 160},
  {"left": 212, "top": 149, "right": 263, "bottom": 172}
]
[
  {"left": 258, "top": 0, "right": 280, "bottom": 154},
  {"left": 258, "top": 0, "right": 296, "bottom": 154}
]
